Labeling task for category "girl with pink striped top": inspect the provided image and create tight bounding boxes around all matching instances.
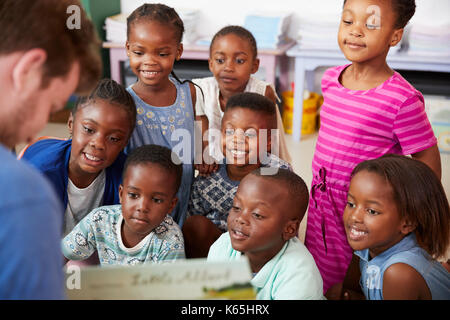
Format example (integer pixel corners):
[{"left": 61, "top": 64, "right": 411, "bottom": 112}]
[{"left": 305, "top": 0, "right": 441, "bottom": 296}]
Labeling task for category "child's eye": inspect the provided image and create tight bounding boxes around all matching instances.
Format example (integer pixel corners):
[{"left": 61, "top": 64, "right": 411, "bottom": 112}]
[
  {"left": 244, "top": 129, "right": 257, "bottom": 138},
  {"left": 83, "top": 126, "right": 94, "bottom": 134},
  {"left": 367, "top": 208, "right": 380, "bottom": 215},
  {"left": 343, "top": 20, "right": 352, "bottom": 25},
  {"left": 231, "top": 205, "right": 240, "bottom": 212},
  {"left": 128, "top": 192, "right": 139, "bottom": 199},
  {"left": 215, "top": 58, "right": 225, "bottom": 64},
  {"left": 133, "top": 51, "right": 143, "bottom": 56},
  {"left": 152, "top": 197, "right": 163, "bottom": 204},
  {"left": 252, "top": 212, "right": 263, "bottom": 219},
  {"left": 225, "top": 128, "right": 234, "bottom": 136},
  {"left": 236, "top": 58, "right": 245, "bottom": 64},
  {"left": 366, "top": 24, "right": 379, "bottom": 30},
  {"left": 109, "top": 136, "right": 121, "bottom": 143},
  {"left": 346, "top": 201, "right": 355, "bottom": 208},
  {"left": 159, "top": 52, "right": 169, "bottom": 57}
]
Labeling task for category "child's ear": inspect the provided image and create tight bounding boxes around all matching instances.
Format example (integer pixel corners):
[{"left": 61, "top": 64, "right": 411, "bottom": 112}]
[
  {"left": 390, "top": 28, "right": 404, "bottom": 47},
  {"left": 208, "top": 58, "right": 214, "bottom": 72},
  {"left": 118, "top": 184, "right": 124, "bottom": 204},
  {"left": 12, "top": 49, "right": 47, "bottom": 97},
  {"left": 251, "top": 57, "right": 260, "bottom": 74},
  {"left": 283, "top": 218, "right": 300, "bottom": 241},
  {"left": 67, "top": 113, "right": 74, "bottom": 135},
  {"left": 125, "top": 41, "right": 129, "bottom": 54},
  {"left": 168, "top": 196, "right": 178, "bottom": 214},
  {"left": 400, "top": 218, "right": 416, "bottom": 235},
  {"left": 176, "top": 43, "right": 183, "bottom": 61}
]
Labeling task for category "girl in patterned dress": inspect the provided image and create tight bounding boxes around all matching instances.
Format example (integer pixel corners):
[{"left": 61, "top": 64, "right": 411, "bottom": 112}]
[
  {"left": 306, "top": 0, "right": 441, "bottom": 295},
  {"left": 125, "top": 3, "right": 200, "bottom": 227}
]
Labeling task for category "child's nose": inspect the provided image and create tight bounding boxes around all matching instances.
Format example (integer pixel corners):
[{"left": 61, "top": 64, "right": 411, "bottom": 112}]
[
  {"left": 142, "top": 54, "right": 156, "bottom": 66},
  {"left": 350, "top": 23, "right": 363, "bottom": 37},
  {"left": 224, "top": 60, "right": 234, "bottom": 71},
  {"left": 89, "top": 135, "right": 105, "bottom": 150},
  {"left": 138, "top": 197, "right": 150, "bottom": 213},
  {"left": 351, "top": 206, "right": 364, "bottom": 223},
  {"left": 235, "top": 210, "right": 250, "bottom": 225}
]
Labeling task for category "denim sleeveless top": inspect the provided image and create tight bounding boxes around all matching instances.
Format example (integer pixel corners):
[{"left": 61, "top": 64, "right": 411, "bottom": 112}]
[
  {"left": 126, "top": 77, "right": 195, "bottom": 227},
  {"left": 355, "top": 233, "right": 450, "bottom": 300}
]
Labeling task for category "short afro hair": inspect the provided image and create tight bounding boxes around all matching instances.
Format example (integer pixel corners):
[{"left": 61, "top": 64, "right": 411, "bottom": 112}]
[{"left": 123, "top": 144, "right": 183, "bottom": 195}]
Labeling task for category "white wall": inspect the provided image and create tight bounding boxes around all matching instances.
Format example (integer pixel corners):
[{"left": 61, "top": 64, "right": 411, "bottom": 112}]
[
  {"left": 121, "top": 0, "right": 450, "bottom": 39},
  {"left": 120, "top": 0, "right": 450, "bottom": 197},
  {"left": 120, "top": 0, "right": 450, "bottom": 89}
]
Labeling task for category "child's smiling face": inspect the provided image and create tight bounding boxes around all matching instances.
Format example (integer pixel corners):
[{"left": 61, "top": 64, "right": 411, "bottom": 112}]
[
  {"left": 343, "top": 170, "right": 413, "bottom": 258},
  {"left": 227, "top": 173, "right": 298, "bottom": 269},
  {"left": 68, "top": 100, "right": 132, "bottom": 187},
  {"left": 221, "top": 107, "right": 271, "bottom": 167},
  {"left": 209, "top": 33, "right": 259, "bottom": 94},
  {"left": 338, "top": 0, "right": 403, "bottom": 64},
  {"left": 126, "top": 20, "right": 182, "bottom": 88}
]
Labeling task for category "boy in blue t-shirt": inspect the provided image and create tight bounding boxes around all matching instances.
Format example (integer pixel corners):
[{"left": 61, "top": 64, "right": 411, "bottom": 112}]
[
  {"left": 183, "top": 92, "right": 291, "bottom": 258},
  {"left": 62, "top": 144, "right": 185, "bottom": 265},
  {"left": 208, "top": 168, "right": 324, "bottom": 300}
]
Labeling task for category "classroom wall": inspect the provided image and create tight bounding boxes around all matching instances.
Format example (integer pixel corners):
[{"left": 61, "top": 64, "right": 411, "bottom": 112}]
[
  {"left": 120, "top": 0, "right": 450, "bottom": 197},
  {"left": 120, "top": 0, "right": 450, "bottom": 89},
  {"left": 120, "top": 0, "right": 450, "bottom": 39}
]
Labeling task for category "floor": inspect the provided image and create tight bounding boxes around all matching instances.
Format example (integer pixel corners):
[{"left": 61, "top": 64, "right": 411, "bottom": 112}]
[{"left": 16, "top": 118, "right": 450, "bottom": 249}]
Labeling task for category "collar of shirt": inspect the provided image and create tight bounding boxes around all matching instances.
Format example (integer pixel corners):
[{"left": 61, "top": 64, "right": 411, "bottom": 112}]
[
  {"left": 250, "top": 240, "right": 290, "bottom": 289},
  {"left": 354, "top": 233, "right": 417, "bottom": 263}
]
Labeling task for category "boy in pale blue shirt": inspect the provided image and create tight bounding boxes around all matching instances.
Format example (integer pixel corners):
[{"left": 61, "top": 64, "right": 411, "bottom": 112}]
[
  {"left": 207, "top": 168, "right": 324, "bottom": 300},
  {"left": 62, "top": 144, "right": 185, "bottom": 265}
]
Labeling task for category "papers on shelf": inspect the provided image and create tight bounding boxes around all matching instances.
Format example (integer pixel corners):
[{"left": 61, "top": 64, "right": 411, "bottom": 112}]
[
  {"left": 104, "top": 9, "right": 201, "bottom": 45},
  {"left": 296, "top": 18, "right": 340, "bottom": 51},
  {"left": 104, "top": 13, "right": 127, "bottom": 43},
  {"left": 244, "top": 11, "right": 293, "bottom": 49},
  {"left": 405, "top": 23, "right": 450, "bottom": 57}
]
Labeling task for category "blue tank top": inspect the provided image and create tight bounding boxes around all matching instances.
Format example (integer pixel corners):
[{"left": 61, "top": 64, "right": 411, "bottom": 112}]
[
  {"left": 355, "top": 233, "right": 450, "bottom": 300},
  {"left": 126, "top": 77, "right": 195, "bottom": 227}
]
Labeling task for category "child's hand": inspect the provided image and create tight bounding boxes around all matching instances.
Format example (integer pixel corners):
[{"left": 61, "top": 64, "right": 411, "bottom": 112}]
[{"left": 195, "top": 163, "right": 219, "bottom": 176}]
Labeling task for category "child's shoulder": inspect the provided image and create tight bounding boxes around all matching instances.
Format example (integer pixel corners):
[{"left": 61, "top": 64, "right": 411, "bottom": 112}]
[
  {"left": 192, "top": 76, "right": 217, "bottom": 89},
  {"left": 262, "top": 153, "right": 292, "bottom": 171},
  {"left": 153, "top": 215, "right": 183, "bottom": 242},
  {"left": 21, "top": 138, "right": 71, "bottom": 169},
  {"left": 87, "top": 204, "right": 122, "bottom": 222},
  {"left": 389, "top": 71, "right": 423, "bottom": 98}
]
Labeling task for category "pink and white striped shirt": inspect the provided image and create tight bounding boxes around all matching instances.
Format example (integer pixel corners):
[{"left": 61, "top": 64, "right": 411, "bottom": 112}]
[{"left": 313, "top": 64, "right": 437, "bottom": 188}]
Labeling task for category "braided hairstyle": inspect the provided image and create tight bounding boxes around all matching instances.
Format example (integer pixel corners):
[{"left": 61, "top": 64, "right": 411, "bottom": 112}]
[{"left": 126, "top": 3, "right": 203, "bottom": 99}]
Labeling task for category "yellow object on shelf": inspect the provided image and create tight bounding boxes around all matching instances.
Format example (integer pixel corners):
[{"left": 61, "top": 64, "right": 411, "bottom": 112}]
[
  {"left": 282, "top": 90, "right": 323, "bottom": 136},
  {"left": 282, "top": 91, "right": 294, "bottom": 134}
]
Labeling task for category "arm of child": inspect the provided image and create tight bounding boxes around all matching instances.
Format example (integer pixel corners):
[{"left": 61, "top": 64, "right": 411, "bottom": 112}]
[
  {"left": 382, "top": 263, "right": 430, "bottom": 299},
  {"left": 327, "top": 254, "right": 365, "bottom": 300},
  {"left": 411, "top": 144, "right": 441, "bottom": 179},
  {"left": 264, "top": 86, "right": 292, "bottom": 164},
  {"left": 61, "top": 213, "right": 97, "bottom": 261},
  {"left": 194, "top": 114, "right": 219, "bottom": 176}
]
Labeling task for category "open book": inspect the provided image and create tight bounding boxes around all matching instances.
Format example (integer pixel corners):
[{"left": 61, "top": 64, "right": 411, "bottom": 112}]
[{"left": 65, "top": 257, "right": 255, "bottom": 300}]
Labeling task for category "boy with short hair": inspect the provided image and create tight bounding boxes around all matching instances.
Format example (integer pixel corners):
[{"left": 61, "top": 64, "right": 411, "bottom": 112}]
[
  {"left": 208, "top": 168, "right": 324, "bottom": 300},
  {"left": 183, "top": 92, "right": 291, "bottom": 258},
  {"left": 62, "top": 144, "right": 185, "bottom": 265}
]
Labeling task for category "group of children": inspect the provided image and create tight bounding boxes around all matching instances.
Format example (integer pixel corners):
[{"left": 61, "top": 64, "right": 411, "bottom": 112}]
[{"left": 19, "top": 0, "right": 449, "bottom": 300}]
